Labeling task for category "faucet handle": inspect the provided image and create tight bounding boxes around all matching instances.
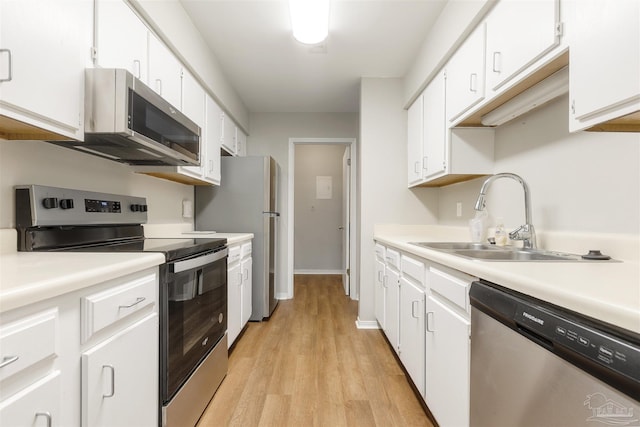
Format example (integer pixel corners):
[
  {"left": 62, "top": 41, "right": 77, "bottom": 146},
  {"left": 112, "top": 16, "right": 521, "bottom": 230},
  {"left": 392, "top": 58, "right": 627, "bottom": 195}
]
[{"left": 509, "top": 224, "right": 536, "bottom": 249}]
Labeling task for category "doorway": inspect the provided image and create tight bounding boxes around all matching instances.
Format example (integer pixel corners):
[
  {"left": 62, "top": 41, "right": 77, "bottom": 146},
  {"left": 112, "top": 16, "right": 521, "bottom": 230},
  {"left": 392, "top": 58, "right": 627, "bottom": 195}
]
[{"left": 287, "top": 138, "right": 358, "bottom": 300}]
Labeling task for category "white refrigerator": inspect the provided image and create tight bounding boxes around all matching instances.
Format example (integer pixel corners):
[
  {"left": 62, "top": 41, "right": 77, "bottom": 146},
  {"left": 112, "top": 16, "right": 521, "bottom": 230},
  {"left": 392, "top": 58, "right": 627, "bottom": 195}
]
[{"left": 195, "top": 156, "right": 279, "bottom": 320}]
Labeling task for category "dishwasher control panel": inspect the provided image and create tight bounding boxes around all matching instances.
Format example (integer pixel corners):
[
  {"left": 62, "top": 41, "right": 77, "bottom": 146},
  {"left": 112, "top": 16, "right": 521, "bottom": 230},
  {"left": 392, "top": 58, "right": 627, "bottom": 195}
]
[{"left": 514, "top": 304, "right": 640, "bottom": 383}]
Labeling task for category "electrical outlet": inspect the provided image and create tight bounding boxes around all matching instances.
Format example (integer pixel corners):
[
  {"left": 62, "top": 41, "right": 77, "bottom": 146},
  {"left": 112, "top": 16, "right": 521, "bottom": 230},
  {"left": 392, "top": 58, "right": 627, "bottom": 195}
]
[{"left": 456, "top": 202, "right": 462, "bottom": 217}]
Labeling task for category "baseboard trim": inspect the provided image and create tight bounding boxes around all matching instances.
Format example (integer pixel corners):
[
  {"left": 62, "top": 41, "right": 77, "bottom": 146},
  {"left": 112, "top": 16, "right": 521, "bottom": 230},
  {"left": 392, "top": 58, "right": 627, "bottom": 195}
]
[
  {"left": 355, "top": 318, "right": 380, "bottom": 330},
  {"left": 294, "top": 269, "right": 343, "bottom": 275},
  {"left": 275, "top": 292, "right": 291, "bottom": 300}
]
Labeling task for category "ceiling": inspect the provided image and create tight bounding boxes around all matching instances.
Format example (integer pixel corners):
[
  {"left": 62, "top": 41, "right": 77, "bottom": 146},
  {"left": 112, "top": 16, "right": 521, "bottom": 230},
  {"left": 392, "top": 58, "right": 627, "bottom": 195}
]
[{"left": 180, "top": 0, "right": 447, "bottom": 113}]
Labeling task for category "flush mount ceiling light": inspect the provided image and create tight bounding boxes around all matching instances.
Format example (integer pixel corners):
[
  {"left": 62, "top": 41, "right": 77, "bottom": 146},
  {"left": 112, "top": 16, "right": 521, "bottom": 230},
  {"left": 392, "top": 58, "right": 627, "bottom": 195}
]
[{"left": 289, "top": 0, "right": 330, "bottom": 45}]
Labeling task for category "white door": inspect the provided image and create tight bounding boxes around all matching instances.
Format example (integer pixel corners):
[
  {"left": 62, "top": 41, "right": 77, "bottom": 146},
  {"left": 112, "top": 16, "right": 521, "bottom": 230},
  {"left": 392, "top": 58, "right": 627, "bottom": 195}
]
[{"left": 341, "top": 146, "right": 350, "bottom": 295}]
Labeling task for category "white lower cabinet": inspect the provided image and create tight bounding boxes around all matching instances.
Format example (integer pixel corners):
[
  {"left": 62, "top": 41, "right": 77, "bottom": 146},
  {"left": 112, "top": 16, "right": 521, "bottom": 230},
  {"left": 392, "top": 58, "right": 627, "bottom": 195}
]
[
  {"left": 425, "top": 266, "right": 473, "bottom": 427},
  {"left": 81, "top": 314, "right": 158, "bottom": 427},
  {"left": 0, "top": 267, "right": 159, "bottom": 427},
  {"left": 227, "top": 240, "right": 253, "bottom": 348},
  {"left": 384, "top": 264, "right": 400, "bottom": 354},
  {"left": 0, "top": 371, "right": 61, "bottom": 427},
  {"left": 399, "top": 278, "right": 426, "bottom": 396},
  {"left": 374, "top": 256, "right": 386, "bottom": 329}
]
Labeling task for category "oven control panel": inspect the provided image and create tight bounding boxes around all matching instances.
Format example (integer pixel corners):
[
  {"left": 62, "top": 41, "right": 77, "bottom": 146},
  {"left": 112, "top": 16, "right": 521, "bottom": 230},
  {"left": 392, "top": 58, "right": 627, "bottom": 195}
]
[{"left": 16, "top": 185, "right": 148, "bottom": 227}]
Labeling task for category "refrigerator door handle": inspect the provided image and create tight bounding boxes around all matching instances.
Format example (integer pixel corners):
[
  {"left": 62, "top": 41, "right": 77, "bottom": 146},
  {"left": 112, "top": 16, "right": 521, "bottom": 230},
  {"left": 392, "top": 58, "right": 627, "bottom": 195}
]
[{"left": 263, "top": 211, "right": 280, "bottom": 216}]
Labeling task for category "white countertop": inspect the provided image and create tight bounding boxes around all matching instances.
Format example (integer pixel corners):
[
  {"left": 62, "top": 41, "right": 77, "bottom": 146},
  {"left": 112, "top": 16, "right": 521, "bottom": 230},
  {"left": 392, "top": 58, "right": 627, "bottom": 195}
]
[
  {"left": 374, "top": 225, "right": 640, "bottom": 334},
  {"left": 143, "top": 223, "right": 253, "bottom": 245},
  {"left": 0, "top": 228, "right": 164, "bottom": 313}
]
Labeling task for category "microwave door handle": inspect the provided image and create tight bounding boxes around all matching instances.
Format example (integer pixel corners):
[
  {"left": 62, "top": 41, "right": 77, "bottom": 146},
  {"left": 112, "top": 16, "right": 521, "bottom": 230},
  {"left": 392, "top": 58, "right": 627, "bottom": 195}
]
[{"left": 172, "top": 248, "right": 228, "bottom": 273}]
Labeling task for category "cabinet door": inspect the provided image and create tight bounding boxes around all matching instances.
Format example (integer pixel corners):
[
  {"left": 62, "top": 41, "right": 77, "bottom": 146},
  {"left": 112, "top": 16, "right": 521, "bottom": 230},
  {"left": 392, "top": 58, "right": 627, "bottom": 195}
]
[
  {"left": 0, "top": 0, "right": 85, "bottom": 138},
  {"left": 82, "top": 314, "right": 158, "bottom": 427},
  {"left": 399, "top": 278, "right": 425, "bottom": 396},
  {"left": 423, "top": 72, "right": 446, "bottom": 180},
  {"left": 95, "top": 0, "right": 148, "bottom": 82},
  {"left": 407, "top": 95, "right": 424, "bottom": 187},
  {"left": 569, "top": 0, "right": 640, "bottom": 131},
  {"left": 384, "top": 268, "right": 400, "bottom": 354},
  {"left": 446, "top": 24, "right": 486, "bottom": 122},
  {"left": 227, "top": 262, "right": 242, "bottom": 348},
  {"left": 485, "top": 0, "right": 559, "bottom": 92},
  {"left": 241, "top": 257, "right": 253, "bottom": 327},
  {"left": 221, "top": 113, "right": 236, "bottom": 154},
  {"left": 178, "top": 70, "right": 206, "bottom": 180},
  {"left": 374, "top": 257, "right": 386, "bottom": 329},
  {"left": 148, "top": 34, "right": 182, "bottom": 109},
  {"left": 0, "top": 371, "right": 61, "bottom": 427},
  {"left": 236, "top": 127, "right": 247, "bottom": 157},
  {"left": 425, "top": 295, "right": 470, "bottom": 427},
  {"left": 203, "top": 95, "right": 222, "bottom": 184}
]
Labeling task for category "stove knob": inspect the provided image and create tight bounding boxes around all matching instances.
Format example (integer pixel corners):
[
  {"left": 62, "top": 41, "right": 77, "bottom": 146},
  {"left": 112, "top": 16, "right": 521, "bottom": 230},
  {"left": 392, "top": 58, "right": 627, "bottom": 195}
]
[
  {"left": 42, "top": 197, "right": 58, "bottom": 209},
  {"left": 130, "top": 204, "right": 140, "bottom": 212},
  {"left": 60, "top": 199, "right": 74, "bottom": 209},
  {"left": 141, "top": 204, "right": 148, "bottom": 212}
]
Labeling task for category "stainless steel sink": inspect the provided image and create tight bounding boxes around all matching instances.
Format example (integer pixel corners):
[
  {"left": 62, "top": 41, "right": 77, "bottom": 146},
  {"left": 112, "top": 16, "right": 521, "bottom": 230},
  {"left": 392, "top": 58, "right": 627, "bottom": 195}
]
[{"left": 409, "top": 242, "right": 594, "bottom": 262}]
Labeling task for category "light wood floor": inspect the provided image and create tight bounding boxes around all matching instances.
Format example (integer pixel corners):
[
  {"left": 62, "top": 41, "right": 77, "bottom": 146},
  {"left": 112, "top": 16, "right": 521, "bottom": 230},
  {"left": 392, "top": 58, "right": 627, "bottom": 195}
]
[{"left": 197, "top": 274, "right": 435, "bottom": 427}]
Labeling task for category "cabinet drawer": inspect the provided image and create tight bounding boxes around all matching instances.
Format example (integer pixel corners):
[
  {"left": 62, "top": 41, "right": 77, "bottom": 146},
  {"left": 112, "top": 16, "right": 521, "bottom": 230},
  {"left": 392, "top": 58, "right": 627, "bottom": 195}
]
[
  {"left": 240, "top": 242, "right": 252, "bottom": 259},
  {"left": 385, "top": 248, "right": 400, "bottom": 270},
  {"left": 0, "top": 309, "right": 58, "bottom": 382},
  {"left": 401, "top": 254, "right": 426, "bottom": 286},
  {"left": 81, "top": 273, "right": 157, "bottom": 343},
  {"left": 228, "top": 245, "right": 241, "bottom": 264},
  {"left": 374, "top": 243, "right": 385, "bottom": 260},
  {"left": 0, "top": 370, "right": 61, "bottom": 425},
  {"left": 428, "top": 267, "right": 475, "bottom": 312}
]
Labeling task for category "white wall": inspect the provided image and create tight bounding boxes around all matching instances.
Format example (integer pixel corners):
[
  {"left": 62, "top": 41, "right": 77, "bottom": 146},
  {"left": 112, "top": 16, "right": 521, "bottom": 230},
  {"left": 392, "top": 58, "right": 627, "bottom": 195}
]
[
  {"left": 0, "top": 141, "right": 193, "bottom": 229},
  {"left": 294, "top": 144, "right": 345, "bottom": 271},
  {"left": 358, "top": 78, "right": 439, "bottom": 323},
  {"left": 247, "top": 113, "right": 359, "bottom": 297},
  {"left": 438, "top": 95, "right": 640, "bottom": 235},
  {"left": 131, "top": 0, "right": 249, "bottom": 132}
]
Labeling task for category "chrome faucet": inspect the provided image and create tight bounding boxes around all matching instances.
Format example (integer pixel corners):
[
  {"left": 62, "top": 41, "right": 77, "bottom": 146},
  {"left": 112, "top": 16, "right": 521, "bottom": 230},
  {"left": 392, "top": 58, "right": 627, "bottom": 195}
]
[{"left": 474, "top": 173, "right": 537, "bottom": 249}]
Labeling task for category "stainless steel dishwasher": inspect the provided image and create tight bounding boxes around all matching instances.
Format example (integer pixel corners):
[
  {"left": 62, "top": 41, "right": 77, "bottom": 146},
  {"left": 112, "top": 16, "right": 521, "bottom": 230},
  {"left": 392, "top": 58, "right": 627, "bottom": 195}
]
[{"left": 469, "top": 280, "right": 640, "bottom": 427}]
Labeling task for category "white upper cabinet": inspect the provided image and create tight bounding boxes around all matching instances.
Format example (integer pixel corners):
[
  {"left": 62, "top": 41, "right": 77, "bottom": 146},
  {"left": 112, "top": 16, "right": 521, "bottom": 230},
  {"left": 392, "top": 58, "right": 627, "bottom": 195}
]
[
  {"left": 95, "top": 0, "right": 148, "bottom": 82},
  {"left": 236, "top": 127, "right": 247, "bottom": 157},
  {"left": 568, "top": 0, "right": 640, "bottom": 132},
  {"left": 177, "top": 69, "right": 206, "bottom": 180},
  {"left": 407, "top": 95, "right": 424, "bottom": 187},
  {"left": 221, "top": 112, "right": 237, "bottom": 155},
  {"left": 485, "top": 0, "right": 560, "bottom": 93},
  {"left": 446, "top": 24, "right": 486, "bottom": 123},
  {"left": 422, "top": 72, "right": 447, "bottom": 181},
  {"left": 148, "top": 34, "right": 182, "bottom": 109},
  {"left": 203, "top": 95, "right": 223, "bottom": 184},
  {"left": 0, "top": 0, "right": 87, "bottom": 140}
]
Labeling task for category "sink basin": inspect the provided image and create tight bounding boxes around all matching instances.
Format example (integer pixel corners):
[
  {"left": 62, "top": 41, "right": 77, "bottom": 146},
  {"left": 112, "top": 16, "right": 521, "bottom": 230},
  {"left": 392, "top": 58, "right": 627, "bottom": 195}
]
[
  {"left": 409, "top": 242, "right": 592, "bottom": 262},
  {"left": 410, "top": 242, "right": 498, "bottom": 251},
  {"left": 452, "top": 249, "right": 580, "bottom": 261}
]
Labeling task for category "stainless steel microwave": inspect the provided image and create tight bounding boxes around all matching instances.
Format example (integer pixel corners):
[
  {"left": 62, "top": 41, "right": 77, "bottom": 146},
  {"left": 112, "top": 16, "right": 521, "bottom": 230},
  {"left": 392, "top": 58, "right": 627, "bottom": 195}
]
[{"left": 52, "top": 68, "right": 200, "bottom": 166}]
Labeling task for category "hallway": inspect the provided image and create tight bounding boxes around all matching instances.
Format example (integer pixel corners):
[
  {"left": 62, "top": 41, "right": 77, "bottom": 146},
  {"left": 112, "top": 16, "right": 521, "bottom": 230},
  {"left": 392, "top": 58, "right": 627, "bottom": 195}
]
[{"left": 197, "top": 275, "right": 434, "bottom": 427}]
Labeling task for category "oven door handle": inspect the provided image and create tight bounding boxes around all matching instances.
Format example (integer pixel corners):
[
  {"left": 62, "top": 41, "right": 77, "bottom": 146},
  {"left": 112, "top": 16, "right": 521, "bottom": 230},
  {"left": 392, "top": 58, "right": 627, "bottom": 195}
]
[{"left": 171, "top": 248, "right": 228, "bottom": 273}]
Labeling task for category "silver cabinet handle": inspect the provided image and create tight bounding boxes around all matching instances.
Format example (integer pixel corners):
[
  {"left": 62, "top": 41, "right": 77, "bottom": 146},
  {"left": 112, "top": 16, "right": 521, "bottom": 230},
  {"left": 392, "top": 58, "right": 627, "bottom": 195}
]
[
  {"left": 469, "top": 73, "right": 477, "bottom": 92},
  {"left": 243, "top": 268, "right": 249, "bottom": 281},
  {"left": 35, "top": 412, "right": 52, "bottom": 427},
  {"left": 118, "top": 297, "right": 145, "bottom": 309},
  {"left": 0, "top": 355, "right": 19, "bottom": 368},
  {"left": 382, "top": 275, "right": 388, "bottom": 288},
  {"left": 377, "top": 271, "right": 383, "bottom": 282},
  {"left": 0, "top": 49, "right": 12, "bottom": 82},
  {"left": 492, "top": 52, "right": 501, "bottom": 73},
  {"left": 411, "top": 301, "right": 420, "bottom": 319},
  {"left": 155, "top": 78, "right": 162, "bottom": 95},
  {"left": 422, "top": 156, "right": 428, "bottom": 171},
  {"left": 414, "top": 161, "right": 420, "bottom": 174},
  {"left": 209, "top": 159, "right": 214, "bottom": 173},
  {"left": 103, "top": 364, "right": 115, "bottom": 398},
  {"left": 238, "top": 272, "right": 243, "bottom": 285},
  {"left": 426, "top": 312, "right": 435, "bottom": 332}
]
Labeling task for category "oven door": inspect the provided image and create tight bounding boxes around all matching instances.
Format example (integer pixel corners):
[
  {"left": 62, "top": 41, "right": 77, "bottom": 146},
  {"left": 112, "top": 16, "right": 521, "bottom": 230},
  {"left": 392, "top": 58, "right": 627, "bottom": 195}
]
[{"left": 160, "top": 247, "right": 228, "bottom": 403}]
